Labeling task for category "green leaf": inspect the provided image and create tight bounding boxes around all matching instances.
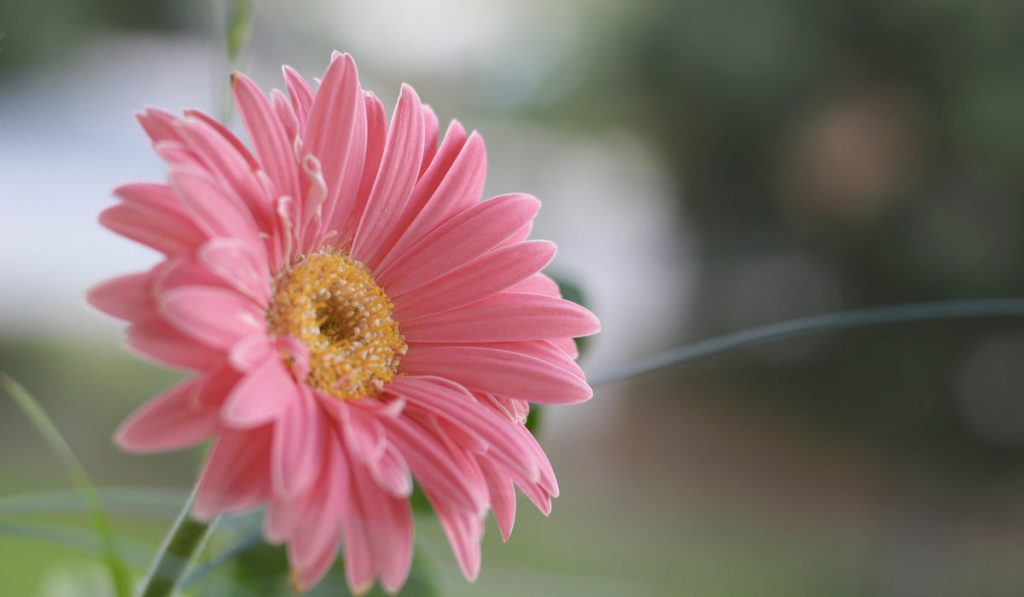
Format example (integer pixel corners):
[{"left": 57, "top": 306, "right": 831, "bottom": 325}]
[
  {"left": 525, "top": 405, "right": 544, "bottom": 435},
  {"left": 408, "top": 482, "right": 433, "bottom": 514},
  {"left": 1, "top": 374, "right": 135, "bottom": 597}
]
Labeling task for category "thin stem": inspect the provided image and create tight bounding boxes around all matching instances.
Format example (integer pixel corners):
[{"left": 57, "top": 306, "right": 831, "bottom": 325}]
[
  {"left": 181, "top": 527, "right": 262, "bottom": 589},
  {"left": 139, "top": 487, "right": 217, "bottom": 597},
  {"left": 589, "top": 298, "right": 1024, "bottom": 387}
]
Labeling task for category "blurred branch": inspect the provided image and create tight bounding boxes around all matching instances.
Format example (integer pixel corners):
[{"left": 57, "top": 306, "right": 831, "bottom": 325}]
[{"left": 590, "top": 299, "right": 1024, "bottom": 386}]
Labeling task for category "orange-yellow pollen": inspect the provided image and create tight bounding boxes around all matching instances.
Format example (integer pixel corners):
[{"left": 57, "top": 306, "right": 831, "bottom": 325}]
[{"left": 266, "top": 251, "right": 406, "bottom": 400}]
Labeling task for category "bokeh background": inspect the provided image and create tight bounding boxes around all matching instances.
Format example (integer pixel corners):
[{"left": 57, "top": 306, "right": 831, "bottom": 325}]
[{"left": 4, "top": 0, "right": 1024, "bottom": 595}]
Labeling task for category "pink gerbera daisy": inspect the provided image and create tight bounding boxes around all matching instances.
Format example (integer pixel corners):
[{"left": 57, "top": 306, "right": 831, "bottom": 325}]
[{"left": 88, "top": 51, "right": 599, "bottom": 593}]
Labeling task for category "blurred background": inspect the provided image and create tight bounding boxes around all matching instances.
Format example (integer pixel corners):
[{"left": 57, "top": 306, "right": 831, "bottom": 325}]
[{"left": 4, "top": 0, "right": 1024, "bottom": 595}]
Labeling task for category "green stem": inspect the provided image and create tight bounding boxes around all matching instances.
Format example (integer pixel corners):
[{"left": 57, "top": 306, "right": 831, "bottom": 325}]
[
  {"left": 139, "top": 488, "right": 217, "bottom": 597},
  {"left": 589, "top": 298, "right": 1024, "bottom": 386}
]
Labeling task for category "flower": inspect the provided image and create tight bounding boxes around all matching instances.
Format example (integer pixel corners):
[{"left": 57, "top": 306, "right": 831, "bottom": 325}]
[{"left": 88, "top": 52, "right": 600, "bottom": 594}]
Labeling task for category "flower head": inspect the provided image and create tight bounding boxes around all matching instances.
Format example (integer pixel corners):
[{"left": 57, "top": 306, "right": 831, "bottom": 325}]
[{"left": 88, "top": 51, "right": 599, "bottom": 594}]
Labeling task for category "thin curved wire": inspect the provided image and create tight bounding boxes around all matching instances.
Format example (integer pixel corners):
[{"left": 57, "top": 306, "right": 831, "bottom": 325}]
[{"left": 589, "top": 298, "right": 1024, "bottom": 387}]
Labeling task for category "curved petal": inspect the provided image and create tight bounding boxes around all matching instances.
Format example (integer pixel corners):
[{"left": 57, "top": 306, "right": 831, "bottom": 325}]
[
  {"left": 477, "top": 456, "right": 516, "bottom": 542},
  {"left": 168, "top": 168, "right": 262, "bottom": 244},
  {"left": 392, "top": 240, "right": 556, "bottom": 321},
  {"left": 427, "top": 491, "right": 483, "bottom": 581},
  {"left": 351, "top": 84, "right": 425, "bottom": 268},
  {"left": 390, "top": 376, "right": 539, "bottom": 482},
  {"left": 401, "top": 292, "right": 601, "bottom": 343},
  {"left": 272, "top": 386, "right": 326, "bottom": 497},
  {"left": 101, "top": 184, "right": 206, "bottom": 256},
  {"left": 115, "top": 375, "right": 219, "bottom": 453},
  {"left": 376, "top": 128, "right": 484, "bottom": 272},
  {"left": 381, "top": 415, "right": 487, "bottom": 513},
  {"left": 87, "top": 271, "right": 154, "bottom": 322},
  {"left": 194, "top": 427, "right": 273, "bottom": 520},
  {"left": 198, "top": 238, "right": 271, "bottom": 306},
  {"left": 232, "top": 72, "right": 299, "bottom": 200},
  {"left": 222, "top": 356, "right": 297, "bottom": 427},
  {"left": 378, "top": 194, "right": 540, "bottom": 295},
  {"left": 401, "top": 345, "right": 592, "bottom": 404},
  {"left": 159, "top": 286, "right": 264, "bottom": 350},
  {"left": 305, "top": 53, "right": 366, "bottom": 240},
  {"left": 125, "top": 318, "right": 223, "bottom": 371}
]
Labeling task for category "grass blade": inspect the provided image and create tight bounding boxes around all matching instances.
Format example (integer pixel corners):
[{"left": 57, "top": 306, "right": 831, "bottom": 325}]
[
  {"left": 0, "top": 487, "right": 188, "bottom": 518},
  {"left": 1, "top": 374, "right": 135, "bottom": 597},
  {"left": 0, "top": 520, "right": 155, "bottom": 565}
]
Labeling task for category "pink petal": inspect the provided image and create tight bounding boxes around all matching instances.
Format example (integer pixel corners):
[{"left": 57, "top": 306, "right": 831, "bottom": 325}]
[
  {"left": 272, "top": 386, "right": 326, "bottom": 497},
  {"left": 283, "top": 438, "right": 347, "bottom": 592},
  {"left": 339, "top": 401, "right": 387, "bottom": 464},
  {"left": 222, "top": 356, "right": 296, "bottom": 427},
  {"left": 232, "top": 72, "right": 299, "bottom": 200},
  {"left": 183, "top": 109, "right": 260, "bottom": 170},
  {"left": 369, "top": 443, "right": 413, "bottom": 498},
  {"left": 401, "top": 292, "right": 601, "bottom": 343},
  {"left": 228, "top": 334, "right": 273, "bottom": 371},
  {"left": 194, "top": 364, "right": 242, "bottom": 407},
  {"left": 341, "top": 459, "right": 414, "bottom": 594},
  {"left": 507, "top": 272, "right": 562, "bottom": 296},
  {"left": 136, "top": 107, "right": 181, "bottom": 144},
  {"left": 198, "top": 238, "right": 271, "bottom": 305},
  {"left": 549, "top": 336, "right": 580, "bottom": 359},
  {"left": 484, "top": 340, "right": 587, "bottom": 380},
  {"left": 390, "top": 377, "right": 538, "bottom": 482},
  {"left": 347, "top": 91, "right": 387, "bottom": 245},
  {"left": 282, "top": 65, "right": 314, "bottom": 132},
  {"left": 428, "top": 493, "right": 484, "bottom": 581},
  {"left": 115, "top": 375, "right": 220, "bottom": 453},
  {"left": 168, "top": 168, "right": 261, "bottom": 244},
  {"left": 376, "top": 128, "right": 485, "bottom": 273},
  {"left": 178, "top": 116, "right": 273, "bottom": 229},
  {"left": 401, "top": 345, "right": 592, "bottom": 404},
  {"left": 125, "top": 318, "right": 223, "bottom": 371},
  {"left": 381, "top": 415, "right": 487, "bottom": 512},
  {"left": 378, "top": 193, "right": 540, "bottom": 295},
  {"left": 351, "top": 84, "right": 425, "bottom": 268},
  {"left": 87, "top": 271, "right": 154, "bottom": 322},
  {"left": 159, "top": 286, "right": 264, "bottom": 350},
  {"left": 271, "top": 88, "right": 299, "bottom": 144},
  {"left": 101, "top": 186, "right": 206, "bottom": 256},
  {"left": 151, "top": 257, "right": 226, "bottom": 295},
  {"left": 194, "top": 427, "right": 273, "bottom": 519},
  {"left": 392, "top": 240, "right": 556, "bottom": 321},
  {"left": 477, "top": 457, "right": 517, "bottom": 541},
  {"left": 519, "top": 423, "right": 559, "bottom": 497},
  {"left": 304, "top": 53, "right": 366, "bottom": 240},
  {"left": 420, "top": 104, "right": 439, "bottom": 174}
]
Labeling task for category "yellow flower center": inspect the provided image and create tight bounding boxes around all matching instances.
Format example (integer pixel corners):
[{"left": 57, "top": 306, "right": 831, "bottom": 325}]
[{"left": 266, "top": 251, "right": 406, "bottom": 400}]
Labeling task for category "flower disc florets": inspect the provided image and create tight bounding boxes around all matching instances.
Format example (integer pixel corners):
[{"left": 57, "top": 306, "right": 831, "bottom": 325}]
[{"left": 267, "top": 251, "right": 406, "bottom": 400}]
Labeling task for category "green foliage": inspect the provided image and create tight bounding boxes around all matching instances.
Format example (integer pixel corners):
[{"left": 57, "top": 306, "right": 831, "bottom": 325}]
[
  {"left": 525, "top": 406, "right": 544, "bottom": 435},
  {"left": 0, "top": 374, "right": 134, "bottom": 597}
]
